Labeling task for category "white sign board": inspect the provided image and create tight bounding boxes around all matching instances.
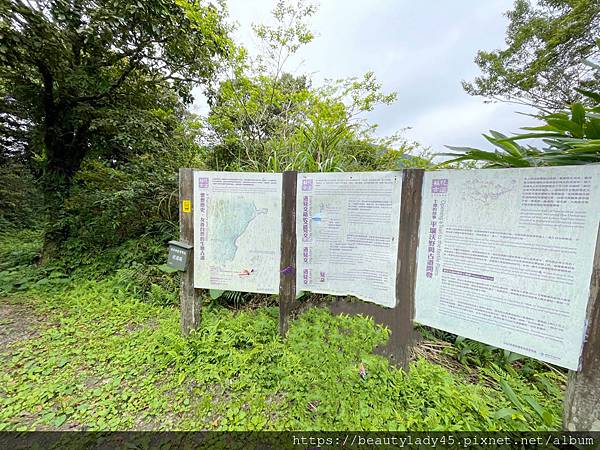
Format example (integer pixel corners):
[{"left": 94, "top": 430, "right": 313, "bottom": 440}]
[
  {"left": 193, "top": 171, "right": 282, "bottom": 294},
  {"left": 415, "top": 166, "right": 600, "bottom": 369},
  {"left": 296, "top": 172, "right": 402, "bottom": 307}
]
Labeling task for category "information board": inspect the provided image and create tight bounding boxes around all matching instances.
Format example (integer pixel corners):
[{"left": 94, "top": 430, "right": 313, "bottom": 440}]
[
  {"left": 414, "top": 166, "right": 600, "bottom": 369},
  {"left": 193, "top": 171, "right": 282, "bottom": 294},
  {"left": 296, "top": 172, "right": 402, "bottom": 307}
]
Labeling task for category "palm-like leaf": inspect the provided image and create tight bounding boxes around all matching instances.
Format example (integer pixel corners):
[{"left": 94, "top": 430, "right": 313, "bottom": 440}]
[{"left": 439, "top": 88, "right": 600, "bottom": 168}]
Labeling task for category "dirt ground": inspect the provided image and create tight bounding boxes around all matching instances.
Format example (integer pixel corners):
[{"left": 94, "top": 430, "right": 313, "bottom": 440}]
[
  {"left": 0, "top": 297, "right": 180, "bottom": 432},
  {"left": 0, "top": 298, "right": 45, "bottom": 352}
]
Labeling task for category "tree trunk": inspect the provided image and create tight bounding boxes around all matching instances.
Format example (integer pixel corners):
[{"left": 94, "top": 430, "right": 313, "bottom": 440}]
[{"left": 39, "top": 125, "right": 88, "bottom": 262}]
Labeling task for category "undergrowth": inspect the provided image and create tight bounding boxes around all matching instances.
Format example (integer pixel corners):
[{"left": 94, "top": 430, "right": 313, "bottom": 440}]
[
  {"left": 0, "top": 228, "right": 179, "bottom": 306},
  {"left": 0, "top": 278, "right": 564, "bottom": 431},
  {"left": 0, "top": 230, "right": 565, "bottom": 431}
]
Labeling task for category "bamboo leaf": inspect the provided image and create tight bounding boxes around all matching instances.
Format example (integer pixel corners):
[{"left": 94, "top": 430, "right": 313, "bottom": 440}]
[
  {"left": 499, "top": 379, "right": 525, "bottom": 412},
  {"left": 571, "top": 103, "right": 586, "bottom": 127}
]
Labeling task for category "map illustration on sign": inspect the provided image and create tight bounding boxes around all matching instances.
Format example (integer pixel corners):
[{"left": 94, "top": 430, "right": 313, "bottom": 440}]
[
  {"left": 461, "top": 177, "right": 517, "bottom": 204},
  {"left": 210, "top": 198, "right": 268, "bottom": 262},
  {"left": 296, "top": 171, "right": 402, "bottom": 307},
  {"left": 193, "top": 171, "right": 282, "bottom": 294},
  {"left": 414, "top": 166, "right": 600, "bottom": 370}
]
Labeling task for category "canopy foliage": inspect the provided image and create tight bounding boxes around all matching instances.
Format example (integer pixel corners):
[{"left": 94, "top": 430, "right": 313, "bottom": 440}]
[
  {"left": 463, "top": 0, "right": 600, "bottom": 111},
  {"left": 0, "top": 0, "right": 231, "bottom": 182}
]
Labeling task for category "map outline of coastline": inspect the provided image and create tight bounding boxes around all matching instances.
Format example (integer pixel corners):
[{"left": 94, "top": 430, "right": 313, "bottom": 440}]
[{"left": 209, "top": 197, "right": 268, "bottom": 263}]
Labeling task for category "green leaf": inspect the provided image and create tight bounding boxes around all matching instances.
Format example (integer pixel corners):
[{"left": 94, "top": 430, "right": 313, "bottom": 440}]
[
  {"left": 499, "top": 379, "right": 525, "bottom": 412},
  {"left": 158, "top": 264, "right": 178, "bottom": 273},
  {"left": 523, "top": 395, "right": 545, "bottom": 420},
  {"left": 53, "top": 415, "right": 67, "bottom": 427},
  {"left": 499, "top": 132, "right": 566, "bottom": 141},
  {"left": 520, "top": 125, "right": 559, "bottom": 132},
  {"left": 584, "top": 118, "right": 600, "bottom": 139},
  {"left": 442, "top": 146, "right": 531, "bottom": 167},
  {"left": 571, "top": 103, "right": 586, "bottom": 127},
  {"left": 575, "top": 88, "right": 600, "bottom": 103},
  {"left": 209, "top": 289, "right": 224, "bottom": 299},
  {"left": 493, "top": 407, "right": 517, "bottom": 419},
  {"left": 444, "top": 145, "right": 490, "bottom": 154},
  {"left": 485, "top": 131, "right": 523, "bottom": 157},
  {"left": 503, "top": 350, "right": 525, "bottom": 364},
  {"left": 542, "top": 410, "right": 555, "bottom": 427},
  {"left": 546, "top": 118, "right": 584, "bottom": 138},
  {"left": 545, "top": 112, "right": 570, "bottom": 120}
]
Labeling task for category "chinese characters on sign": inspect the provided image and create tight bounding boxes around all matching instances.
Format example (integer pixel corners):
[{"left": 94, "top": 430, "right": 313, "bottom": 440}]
[
  {"left": 193, "top": 171, "right": 282, "bottom": 294},
  {"left": 189, "top": 167, "right": 600, "bottom": 369},
  {"left": 295, "top": 172, "right": 402, "bottom": 308},
  {"left": 414, "top": 166, "right": 600, "bottom": 370},
  {"left": 167, "top": 241, "right": 192, "bottom": 271}
]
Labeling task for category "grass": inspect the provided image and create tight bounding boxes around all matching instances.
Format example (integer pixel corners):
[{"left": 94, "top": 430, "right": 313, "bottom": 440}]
[
  {"left": 0, "top": 229, "right": 566, "bottom": 431},
  {"left": 0, "top": 280, "right": 565, "bottom": 431}
]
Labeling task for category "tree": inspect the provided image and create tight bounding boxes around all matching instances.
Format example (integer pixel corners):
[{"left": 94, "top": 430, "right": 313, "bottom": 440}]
[
  {"left": 0, "top": 0, "right": 231, "bottom": 188},
  {"left": 204, "top": 0, "right": 429, "bottom": 173},
  {"left": 0, "top": 0, "right": 231, "bottom": 252},
  {"left": 205, "top": 71, "right": 312, "bottom": 169},
  {"left": 203, "top": 0, "right": 317, "bottom": 170},
  {"left": 463, "top": 0, "right": 600, "bottom": 111}
]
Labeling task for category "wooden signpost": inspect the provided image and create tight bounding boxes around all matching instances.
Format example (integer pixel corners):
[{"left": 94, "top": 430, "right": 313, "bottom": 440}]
[
  {"left": 563, "top": 224, "right": 600, "bottom": 431},
  {"left": 179, "top": 168, "right": 201, "bottom": 335},
  {"left": 276, "top": 169, "right": 424, "bottom": 370},
  {"left": 393, "top": 169, "right": 423, "bottom": 370},
  {"left": 279, "top": 171, "right": 298, "bottom": 336},
  {"left": 178, "top": 167, "right": 600, "bottom": 431}
]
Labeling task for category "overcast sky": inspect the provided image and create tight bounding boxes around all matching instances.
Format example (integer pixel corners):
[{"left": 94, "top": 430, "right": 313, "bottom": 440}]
[{"left": 192, "top": 0, "right": 539, "bottom": 155}]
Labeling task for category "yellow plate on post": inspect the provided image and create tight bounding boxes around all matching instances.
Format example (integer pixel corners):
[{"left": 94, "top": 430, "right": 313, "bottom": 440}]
[{"left": 182, "top": 199, "right": 192, "bottom": 213}]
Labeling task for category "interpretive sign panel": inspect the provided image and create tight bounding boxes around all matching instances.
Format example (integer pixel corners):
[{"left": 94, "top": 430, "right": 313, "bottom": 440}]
[
  {"left": 296, "top": 172, "right": 402, "bottom": 307},
  {"left": 193, "top": 171, "right": 282, "bottom": 294},
  {"left": 414, "top": 166, "right": 600, "bottom": 369}
]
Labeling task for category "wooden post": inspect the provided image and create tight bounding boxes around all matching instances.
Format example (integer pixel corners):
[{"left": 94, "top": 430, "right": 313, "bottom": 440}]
[
  {"left": 279, "top": 171, "right": 298, "bottom": 337},
  {"left": 394, "top": 168, "right": 424, "bottom": 371},
  {"left": 563, "top": 223, "right": 600, "bottom": 431},
  {"left": 327, "top": 170, "right": 423, "bottom": 369},
  {"left": 179, "top": 168, "right": 201, "bottom": 335},
  {"left": 286, "top": 169, "right": 423, "bottom": 370}
]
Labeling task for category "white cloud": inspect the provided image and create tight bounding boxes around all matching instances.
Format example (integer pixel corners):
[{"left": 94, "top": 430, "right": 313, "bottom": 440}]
[
  {"left": 192, "top": 0, "right": 540, "bottom": 156},
  {"left": 404, "top": 99, "right": 538, "bottom": 154}
]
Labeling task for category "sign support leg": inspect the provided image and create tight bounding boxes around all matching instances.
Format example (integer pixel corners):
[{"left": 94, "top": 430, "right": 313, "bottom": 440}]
[
  {"left": 393, "top": 169, "right": 424, "bottom": 371},
  {"left": 279, "top": 171, "right": 298, "bottom": 337},
  {"left": 179, "top": 168, "right": 201, "bottom": 335},
  {"left": 563, "top": 224, "right": 600, "bottom": 431}
]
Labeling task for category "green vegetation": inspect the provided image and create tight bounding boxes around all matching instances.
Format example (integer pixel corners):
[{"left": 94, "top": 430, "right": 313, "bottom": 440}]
[
  {"left": 0, "top": 0, "right": 230, "bottom": 181},
  {"left": 203, "top": 0, "right": 428, "bottom": 173},
  {"left": 0, "top": 233, "right": 565, "bottom": 431},
  {"left": 451, "top": 3, "right": 600, "bottom": 168},
  {"left": 0, "top": 0, "right": 429, "bottom": 262},
  {"left": 464, "top": 0, "right": 600, "bottom": 110},
  {"left": 1, "top": 0, "right": 590, "bottom": 433},
  {"left": 0, "top": 0, "right": 431, "bottom": 316},
  {"left": 442, "top": 87, "right": 600, "bottom": 167}
]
